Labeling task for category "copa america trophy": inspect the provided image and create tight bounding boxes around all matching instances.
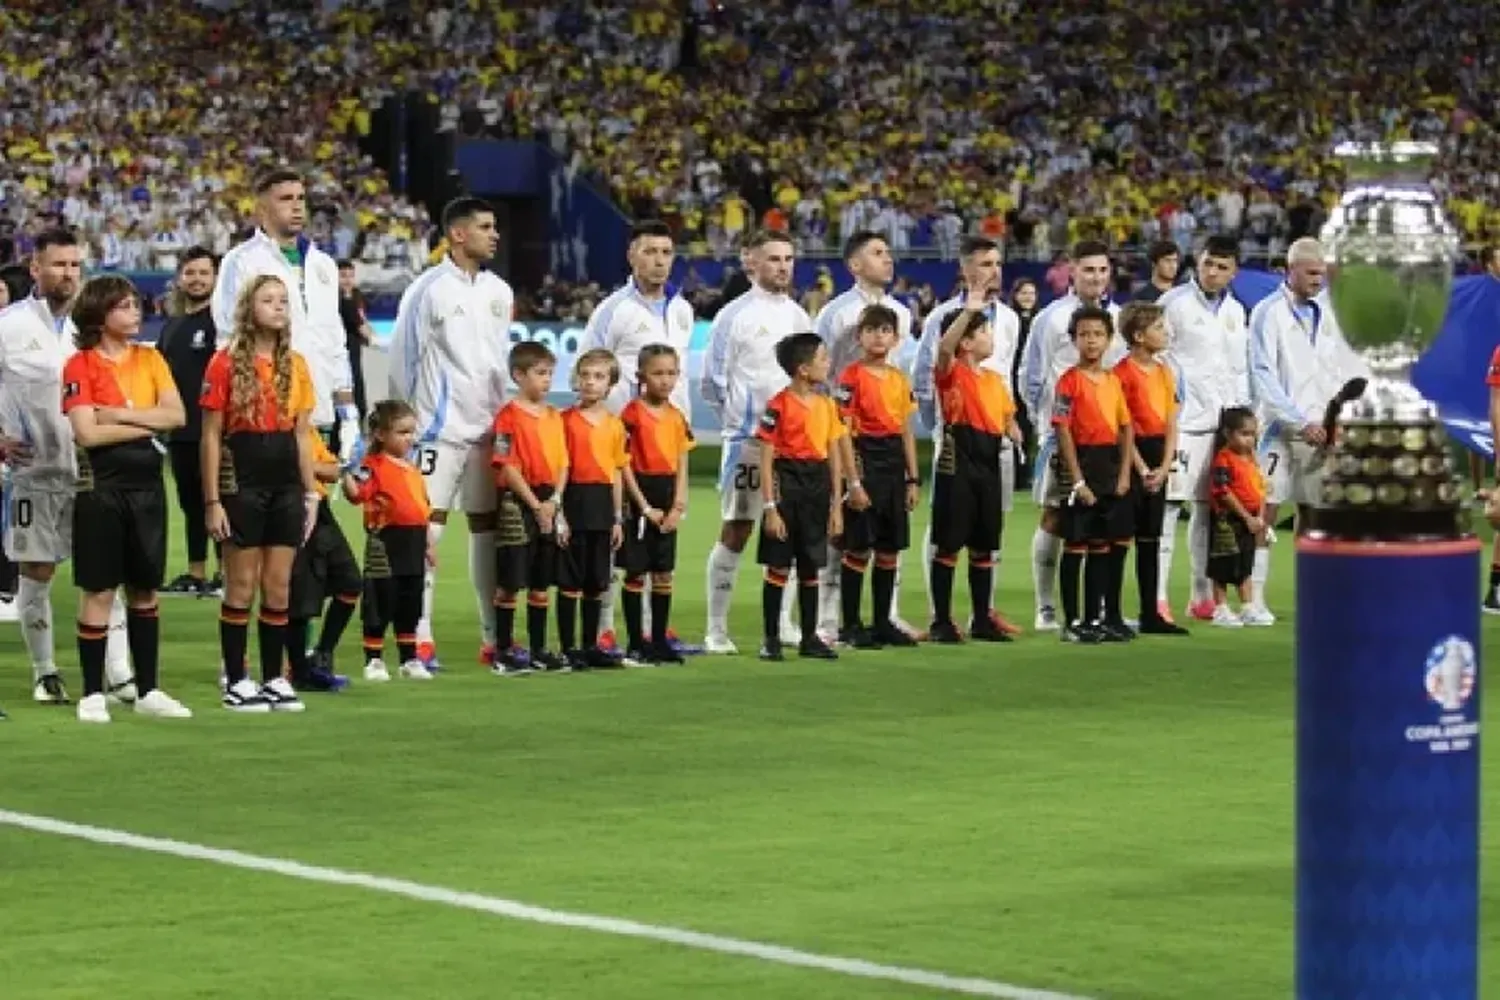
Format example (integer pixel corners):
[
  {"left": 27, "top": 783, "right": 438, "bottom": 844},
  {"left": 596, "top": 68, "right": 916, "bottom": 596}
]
[{"left": 1295, "top": 141, "right": 1481, "bottom": 999}]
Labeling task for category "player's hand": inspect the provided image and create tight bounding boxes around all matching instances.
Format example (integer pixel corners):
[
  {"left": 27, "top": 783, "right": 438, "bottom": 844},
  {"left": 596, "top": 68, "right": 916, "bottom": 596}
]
[
  {"left": 661, "top": 508, "right": 683, "bottom": 533},
  {"left": 611, "top": 523, "right": 623, "bottom": 550},
  {"left": 1076, "top": 483, "right": 1097, "bottom": 507},
  {"left": 848, "top": 483, "right": 871, "bottom": 511},
  {"left": 828, "top": 506, "right": 844, "bottom": 538},
  {"left": 0, "top": 437, "right": 34, "bottom": 468},
  {"left": 206, "top": 501, "right": 230, "bottom": 542},
  {"left": 905, "top": 482, "right": 919, "bottom": 512},
  {"left": 1246, "top": 515, "right": 1266, "bottom": 535},
  {"left": 765, "top": 507, "right": 787, "bottom": 541},
  {"left": 301, "top": 493, "right": 319, "bottom": 544},
  {"left": 1300, "top": 423, "right": 1328, "bottom": 447}
]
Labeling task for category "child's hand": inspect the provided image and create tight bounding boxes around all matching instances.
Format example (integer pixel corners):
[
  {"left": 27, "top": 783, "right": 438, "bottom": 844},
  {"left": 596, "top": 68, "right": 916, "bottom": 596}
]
[
  {"left": 611, "top": 523, "right": 623, "bottom": 550},
  {"left": 964, "top": 275, "right": 993, "bottom": 311},
  {"left": 425, "top": 543, "right": 438, "bottom": 568},
  {"left": 765, "top": 507, "right": 787, "bottom": 541},
  {"left": 1075, "top": 483, "right": 1097, "bottom": 507},
  {"left": 1114, "top": 471, "right": 1131, "bottom": 497},
  {"left": 1006, "top": 423, "right": 1024, "bottom": 445},
  {"left": 828, "top": 505, "right": 843, "bottom": 538},
  {"left": 1246, "top": 515, "right": 1265, "bottom": 535},
  {"left": 644, "top": 506, "right": 665, "bottom": 528},
  {"left": 555, "top": 515, "right": 570, "bottom": 548},
  {"left": 905, "top": 482, "right": 919, "bottom": 512},
  {"left": 661, "top": 507, "right": 683, "bottom": 533},
  {"left": 535, "top": 499, "right": 556, "bottom": 534},
  {"left": 848, "top": 482, "right": 871, "bottom": 511}
]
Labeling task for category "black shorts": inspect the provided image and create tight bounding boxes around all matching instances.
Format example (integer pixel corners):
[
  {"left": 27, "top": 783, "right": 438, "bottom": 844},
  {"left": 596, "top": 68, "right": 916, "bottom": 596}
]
[
  {"left": 559, "top": 528, "right": 614, "bottom": 594},
  {"left": 843, "top": 439, "right": 910, "bottom": 553},
  {"left": 223, "top": 486, "right": 303, "bottom": 549},
  {"left": 73, "top": 486, "right": 168, "bottom": 593},
  {"left": 618, "top": 473, "right": 678, "bottom": 577},
  {"left": 289, "top": 502, "right": 362, "bottom": 619},
  {"left": 1060, "top": 492, "right": 1133, "bottom": 546},
  {"left": 495, "top": 490, "right": 558, "bottom": 593},
  {"left": 1130, "top": 435, "right": 1168, "bottom": 539},
  {"left": 758, "top": 458, "right": 831, "bottom": 575},
  {"left": 1207, "top": 509, "right": 1255, "bottom": 586},
  {"left": 931, "top": 467, "right": 1000, "bottom": 554},
  {"left": 364, "top": 524, "right": 427, "bottom": 580}
]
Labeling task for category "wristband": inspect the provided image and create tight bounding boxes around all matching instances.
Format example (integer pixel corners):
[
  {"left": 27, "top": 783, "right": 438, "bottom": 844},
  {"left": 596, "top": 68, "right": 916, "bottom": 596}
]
[
  {"left": 304, "top": 492, "right": 321, "bottom": 503},
  {"left": 848, "top": 479, "right": 863, "bottom": 490},
  {"left": 904, "top": 475, "right": 919, "bottom": 486},
  {"left": 763, "top": 500, "right": 778, "bottom": 510},
  {"left": 205, "top": 499, "right": 221, "bottom": 508}
]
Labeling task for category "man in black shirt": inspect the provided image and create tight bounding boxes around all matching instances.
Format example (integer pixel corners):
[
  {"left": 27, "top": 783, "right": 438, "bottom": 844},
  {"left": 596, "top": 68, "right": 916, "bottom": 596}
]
[
  {"left": 155, "top": 247, "right": 221, "bottom": 596},
  {"left": 1132, "top": 240, "right": 1181, "bottom": 302},
  {"left": 337, "top": 260, "right": 371, "bottom": 422}
]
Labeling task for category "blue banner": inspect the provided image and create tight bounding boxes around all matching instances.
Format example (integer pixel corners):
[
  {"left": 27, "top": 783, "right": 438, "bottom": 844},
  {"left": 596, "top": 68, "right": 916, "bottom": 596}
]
[
  {"left": 1295, "top": 537, "right": 1480, "bottom": 999},
  {"left": 1410, "top": 275, "right": 1500, "bottom": 457}
]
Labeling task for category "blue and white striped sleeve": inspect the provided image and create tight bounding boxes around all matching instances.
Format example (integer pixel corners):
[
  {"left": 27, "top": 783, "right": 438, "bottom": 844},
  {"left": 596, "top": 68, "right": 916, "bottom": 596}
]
[
  {"left": 1247, "top": 304, "right": 1306, "bottom": 430},
  {"left": 388, "top": 276, "right": 431, "bottom": 400},
  {"left": 813, "top": 299, "right": 838, "bottom": 349},
  {"left": 581, "top": 294, "right": 617, "bottom": 354},
  {"left": 912, "top": 313, "right": 941, "bottom": 432},
  {"left": 1019, "top": 304, "right": 1052, "bottom": 413},
  {"left": 700, "top": 310, "right": 731, "bottom": 420}
]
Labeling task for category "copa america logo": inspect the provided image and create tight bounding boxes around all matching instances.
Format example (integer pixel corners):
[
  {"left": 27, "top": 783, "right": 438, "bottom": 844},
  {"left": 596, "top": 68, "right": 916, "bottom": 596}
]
[{"left": 1424, "top": 635, "right": 1477, "bottom": 713}]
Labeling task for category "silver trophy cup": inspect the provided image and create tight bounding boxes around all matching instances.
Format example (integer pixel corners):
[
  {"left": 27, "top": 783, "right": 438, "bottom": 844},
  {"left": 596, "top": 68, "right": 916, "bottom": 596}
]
[{"left": 1311, "top": 141, "right": 1465, "bottom": 539}]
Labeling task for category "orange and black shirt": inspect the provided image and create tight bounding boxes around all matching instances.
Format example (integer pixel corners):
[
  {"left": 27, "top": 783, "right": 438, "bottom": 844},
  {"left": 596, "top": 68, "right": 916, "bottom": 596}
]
[
  {"left": 347, "top": 451, "right": 433, "bottom": 532},
  {"left": 62, "top": 344, "right": 177, "bottom": 490},
  {"left": 934, "top": 359, "right": 1015, "bottom": 472},
  {"left": 1113, "top": 355, "right": 1177, "bottom": 469},
  {"left": 757, "top": 387, "right": 847, "bottom": 464},
  {"left": 199, "top": 348, "right": 315, "bottom": 491},
  {"left": 620, "top": 397, "right": 694, "bottom": 510},
  {"left": 1053, "top": 365, "right": 1130, "bottom": 491},
  {"left": 491, "top": 400, "right": 567, "bottom": 495},
  {"left": 1209, "top": 448, "right": 1266, "bottom": 517},
  {"left": 306, "top": 429, "right": 338, "bottom": 501},
  {"left": 562, "top": 405, "right": 629, "bottom": 530}
]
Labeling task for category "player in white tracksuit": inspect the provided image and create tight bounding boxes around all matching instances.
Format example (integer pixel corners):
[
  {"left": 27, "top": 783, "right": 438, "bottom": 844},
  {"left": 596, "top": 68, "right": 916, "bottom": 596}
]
[
  {"left": 387, "top": 198, "right": 513, "bottom": 668},
  {"left": 1248, "top": 237, "right": 1370, "bottom": 615},
  {"left": 1157, "top": 235, "right": 1250, "bottom": 622},
  {"left": 0, "top": 231, "right": 131, "bottom": 708},
  {"left": 579, "top": 221, "right": 695, "bottom": 646},
  {"left": 699, "top": 232, "right": 810, "bottom": 653},
  {"left": 812, "top": 230, "right": 914, "bottom": 641},
  {"left": 910, "top": 236, "right": 1022, "bottom": 632},
  {"left": 212, "top": 170, "right": 359, "bottom": 459},
  {"left": 1016, "top": 241, "right": 1122, "bottom": 629}
]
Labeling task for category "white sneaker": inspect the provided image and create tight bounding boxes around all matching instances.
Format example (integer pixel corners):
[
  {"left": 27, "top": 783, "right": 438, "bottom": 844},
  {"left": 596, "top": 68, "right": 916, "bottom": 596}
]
[
  {"left": 107, "top": 679, "right": 138, "bottom": 705},
  {"left": 0, "top": 597, "right": 18, "bottom": 623},
  {"left": 33, "top": 672, "right": 71, "bottom": 704},
  {"left": 1212, "top": 604, "right": 1244, "bottom": 628},
  {"left": 1240, "top": 604, "right": 1276, "bottom": 627},
  {"left": 364, "top": 659, "right": 392, "bottom": 682},
  {"left": 222, "top": 678, "right": 271, "bottom": 713},
  {"left": 135, "top": 689, "right": 193, "bottom": 719},
  {"left": 259, "top": 677, "right": 305, "bottom": 713},
  {"left": 703, "top": 632, "right": 738, "bottom": 655},
  {"left": 77, "top": 693, "right": 111, "bottom": 724},
  {"left": 1034, "top": 606, "right": 1060, "bottom": 632},
  {"left": 779, "top": 621, "right": 802, "bottom": 646},
  {"left": 399, "top": 659, "right": 433, "bottom": 680}
]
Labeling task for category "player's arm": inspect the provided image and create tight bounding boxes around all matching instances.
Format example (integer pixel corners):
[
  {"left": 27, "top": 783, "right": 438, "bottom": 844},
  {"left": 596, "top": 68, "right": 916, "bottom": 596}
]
[
  {"left": 293, "top": 412, "right": 319, "bottom": 495},
  {"left": 66, "top": 405, "right": 154, "bottom": 447},
  {"left": 209, "top": 252, "right": 242, "bottom": 347},
  {"left": 1160, "top": 372, "right": 1180, "bottom": 482},
  {"left": 580, "top": 296, "right": 614, "bottom": 354},
  {"left": 387, "top": 277, "right": 429, "bottom": 399},
  {"left": 700, "top": 311, "right": 732, "bottom": 421},
  {"left": 912, "top": 321, "right": 939, "bottom": 431},
  {"left": 1115, "top": 406, "right": 1135, "bottom": 496},
  {"left": 1248, "top": 306, "right": 1315, "bottom": 442},
  {"left": 1052, "top": 374, "right": 1089, "bottom": 502},
  {"left": 1019, "top": 306, "right": 1049, "bottom": 413}
]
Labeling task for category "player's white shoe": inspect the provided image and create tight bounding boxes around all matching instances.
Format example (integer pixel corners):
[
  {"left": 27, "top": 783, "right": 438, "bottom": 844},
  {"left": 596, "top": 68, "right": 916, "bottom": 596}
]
[
  {"left": 0, "top": 596, "right": 18, "bottom": 623},
  {"left": 33, "top": 672, "right": 71, "bottom": 704},
  {"left": 222, "top": 678, "right": 271, "bottom": 713},
  {"left": 703, "top": 632, "right": 739, "bottom": 655},
  {"left": 399, "top": 659, "right": 433, "bottom": 680},
  {"left": 1212, "top": 605, "right": 1244, "bottom": 628},
  {"left": 259, "top": 677, "right": 305, "bottom": 713},
  {"left": 107, "top": 679, "right": 139, "bottom": 705},
  {"left": 1240, "top": 604, "right": 1276, "bottom": 627},
  {"left": 779, "top": 621, "right": 802, "bottom": 646},
  {"left": 76, "top": 693, "right": 111, "bottom": 724},
  {"left": 1034, "top": 606, "right": 1060, "bottom": 632},
  {"left": 135, "top": 689, "right": 193, "bottom": 719},
  {"left": 364, "top": 659, "right": 392, "bottom": 683}
]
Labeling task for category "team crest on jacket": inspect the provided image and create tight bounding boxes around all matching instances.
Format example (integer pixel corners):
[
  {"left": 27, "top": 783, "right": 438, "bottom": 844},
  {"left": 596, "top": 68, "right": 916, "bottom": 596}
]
[
  {"left": 490, "top": 299, "right": 505, "bottom": 318},
  {"left": 318, "top": 265, "right": 333, "bottom": 284}
]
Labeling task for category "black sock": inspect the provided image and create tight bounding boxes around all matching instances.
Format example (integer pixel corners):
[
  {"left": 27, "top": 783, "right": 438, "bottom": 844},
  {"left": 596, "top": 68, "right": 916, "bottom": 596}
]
[
  {"left": 526, "top": 597, "right": 548, "bottom": 652},
  {"left": 1083, "top": 552, "right": 1108, "bottom": 624},
  {"left": 286, "top": 618, "right": 311, "bottom": 681},
  {"left": 77, "top": 622, "right": 108, "bottom": 697},
  {"left": 220, "top": 604, "right": 250, "bottom": 685},
  {"left": 840, "top": 556, "right": 866, "bottom": 628},
  {"left": 495, "top": 598, "right": 517, "bottom": 650},
  {"left": 257, "top": 607, "right": 288, "bottom": 683},
  {"left": 317, "top": 592, "right": 359, "bottom": 654},
  {"left": 581, "top": 595, "right": 602, "bottom": 648},
  {"left": 1136, "top": 538, "right": 1160, "bottom": 618},
  {"left": 798, "top": 579, "right": 818, "bottom": 641},
  {"left": 968, "top": 557, "right": 993, "bottom": 625},
  {"left": 1489, "top": 564, "right": 1500, "bottom": 599},
  {"left": 871, "top": 559, "right": 896, "bottom": 626},
  {"left": 622, "top": 581, "right": 645, "bottom": 647},
  {"left": 1060, "top": 551, "right": 1084, "bottom": 625},
  {"left": 930, "top": 556, "right": 956, "bottom": 625},
  {"left": 649, "top": 586, "right": 672, "bottom": 644},
  {"left": 1105, "top": 544, "right": 1128, "bottom": 621},
  {"left": 557, "top": 591, "right": 579, "bottom": 650},
  {"left": 762, "top": 574, "right": 785, "bottom": 643},
  {"left": 126, "top": 605, "right": 161, "bottom": 695}
]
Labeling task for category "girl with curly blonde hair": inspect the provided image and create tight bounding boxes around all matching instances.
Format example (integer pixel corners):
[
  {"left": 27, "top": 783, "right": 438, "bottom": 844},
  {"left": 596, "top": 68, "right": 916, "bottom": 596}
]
[{"left": 199, "top": 274, "right": 321, "bottom": 713}]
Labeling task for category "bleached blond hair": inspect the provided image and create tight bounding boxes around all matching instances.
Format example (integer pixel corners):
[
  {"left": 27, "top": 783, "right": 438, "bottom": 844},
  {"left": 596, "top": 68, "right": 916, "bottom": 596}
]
[{"left": 1286, "top": 238, "right": 1326, "bottom": 267}]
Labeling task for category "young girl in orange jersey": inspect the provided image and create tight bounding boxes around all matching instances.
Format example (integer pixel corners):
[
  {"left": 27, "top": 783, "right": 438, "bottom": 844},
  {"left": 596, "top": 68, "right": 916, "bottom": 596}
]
[
  {"left": 343, "top": 400, "right": 434, "bottom": 681},
  {"left": 1206, "top": 406, "right": 1267, "bottom": 628},
  {"left": 201, "top": 275, "right": 321, "bottom": 714}
]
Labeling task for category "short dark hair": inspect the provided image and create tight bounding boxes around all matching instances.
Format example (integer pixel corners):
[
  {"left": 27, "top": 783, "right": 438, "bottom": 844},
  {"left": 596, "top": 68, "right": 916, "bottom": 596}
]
[
  {"left": 856, "top": 304, "right": 899, "bottom": 334},
  {"left": 34, "top": 227, "right": 80, "bottom": 256},
  {"left": 253, "top": 168, "right": 303, "bottom": 194},
  {"left": 179, "top": 245, "right": 217, "bottom": 271},
  {"left": 636, "top": 343, "right": 679, "bottom": 374},
  {"left": 1147, "top": 240, "right": 1180, "bottom": 265},
  {"left": 441, "top": 196, "right": 495, "bottom": 233},
  {"left": 1201, "top": 234, "right": 1239, "bottom": 263},
  {"left": 939, "top": 307, "right": 987, "bottom": 338},
  {"left": 367, "top": 398, "right": 417, "bottom": 437},
  {"left": 0, "top": 264, "right": 31, "bottom": 303},
  {"left": 509, "top": 340, "right": 555, "bottom": 376},
  {"left": 1068, "top": 305, "right": 1115, "bottom": 341},
  {"left": 1118, "top": 302, "right": 1164, "bottom": 345},
  {"left": 744, "top": 228, "right": 793, "bottom": 251},
  {"left": 959, "top": 235, "right": 999, "bottom": 259},
  {"left": 1072, "top": 239, "right": 1111, "bottom": 263},
  {"left": 336, "top": 258, "right": 356, "bottom": 271},
  {"left": 775, "top": 331, "right": 824, "bottom": 378},
  {"left": 629, "top": 219, "right": 673, "bottom": 243},
  {"left": 71, "top": 274, "right": 139, "bottom": 350},
  {"left": 842, "top": 229, "right": 886, "bottom": 260}
]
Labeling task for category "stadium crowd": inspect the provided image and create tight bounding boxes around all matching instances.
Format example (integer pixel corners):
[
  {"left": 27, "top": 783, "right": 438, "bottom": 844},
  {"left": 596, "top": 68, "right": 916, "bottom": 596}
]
[{"left": 5, "top": 0, "right": 1498, "bottom": 282}]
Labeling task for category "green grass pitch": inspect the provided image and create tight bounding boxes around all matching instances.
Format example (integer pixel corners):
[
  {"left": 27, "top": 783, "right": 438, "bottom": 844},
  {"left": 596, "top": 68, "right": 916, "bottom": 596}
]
[{"left": 1, "top": 466, "right": 1497, "bottom": 1000}]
